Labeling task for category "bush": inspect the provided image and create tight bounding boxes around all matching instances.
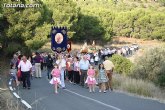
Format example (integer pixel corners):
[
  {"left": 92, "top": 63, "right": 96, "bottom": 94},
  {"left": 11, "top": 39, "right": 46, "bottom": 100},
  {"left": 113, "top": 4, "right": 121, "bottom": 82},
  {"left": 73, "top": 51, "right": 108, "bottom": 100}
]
[
  {"left": 110, "top": 54, "right": 133, "bottom": 76},
  {"left": 131, "top": 47, "right": 165, "bottom": 88}
]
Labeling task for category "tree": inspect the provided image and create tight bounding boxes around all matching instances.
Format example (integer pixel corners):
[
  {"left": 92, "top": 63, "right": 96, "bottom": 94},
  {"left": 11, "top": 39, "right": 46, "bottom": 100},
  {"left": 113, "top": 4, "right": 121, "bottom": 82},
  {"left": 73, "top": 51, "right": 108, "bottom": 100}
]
[
  {"left": 150, "top": 13, "right": 165, "bottom": 40},
  {"left": 1, "top": 0, "right": 48, "bottom": 55},
  {"left": 133, "top": 14, "right": 151, "bottom": 39},
  {"left": 1, "top": 0, "right": 50, "bottom": 54},
  {"left": 113, "top": 11, "right": 134, "bottom": 37},
  {"left": 72, "top": 14, "right": 106, "bottom": 43},
  {"left": 43, "top": 0, "right": 79, "bottom": 38}
]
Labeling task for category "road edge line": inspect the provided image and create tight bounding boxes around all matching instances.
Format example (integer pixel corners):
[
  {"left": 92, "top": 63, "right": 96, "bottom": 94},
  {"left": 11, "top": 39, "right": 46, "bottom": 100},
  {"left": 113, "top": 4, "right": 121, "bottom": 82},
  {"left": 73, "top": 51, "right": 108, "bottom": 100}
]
[
  {"left": 8, "top": 78, "right": 32, "bottom": 109},
  {"left": 13, "top": 92, "right": 21, "bottom": 99},
  {"left": 21, "top": 100, "right": 32, "bottom": 109}
]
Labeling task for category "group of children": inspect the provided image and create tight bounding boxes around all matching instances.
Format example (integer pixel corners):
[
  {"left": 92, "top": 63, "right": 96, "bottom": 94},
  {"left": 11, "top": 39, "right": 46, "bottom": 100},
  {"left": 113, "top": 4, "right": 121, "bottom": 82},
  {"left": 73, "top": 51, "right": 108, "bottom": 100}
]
[{"left": 49, "top": 63, "right": 109, "bottom": 94}]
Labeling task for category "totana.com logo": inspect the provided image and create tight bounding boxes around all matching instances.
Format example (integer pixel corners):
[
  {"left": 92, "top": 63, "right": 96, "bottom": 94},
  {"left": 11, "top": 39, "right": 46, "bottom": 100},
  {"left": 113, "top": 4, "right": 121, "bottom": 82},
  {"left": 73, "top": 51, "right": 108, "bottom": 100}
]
[{"left": 3, "top": 0, "right": 40, "bottom": 8}]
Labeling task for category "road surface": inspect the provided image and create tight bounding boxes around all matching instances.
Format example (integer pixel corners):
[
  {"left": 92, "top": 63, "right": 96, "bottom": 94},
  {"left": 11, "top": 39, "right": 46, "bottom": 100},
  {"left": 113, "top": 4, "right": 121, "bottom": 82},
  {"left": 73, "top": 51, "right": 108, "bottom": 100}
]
[{"left": 15, "top": 71, "right": 165, "bottom": 110}]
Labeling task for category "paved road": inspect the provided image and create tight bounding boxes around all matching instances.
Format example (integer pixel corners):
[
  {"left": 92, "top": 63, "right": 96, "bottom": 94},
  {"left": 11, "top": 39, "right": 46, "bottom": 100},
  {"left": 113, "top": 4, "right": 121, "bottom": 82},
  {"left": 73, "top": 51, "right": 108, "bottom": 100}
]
[{"left": 16, "top": 71, "right": 165, "bottom": 110}]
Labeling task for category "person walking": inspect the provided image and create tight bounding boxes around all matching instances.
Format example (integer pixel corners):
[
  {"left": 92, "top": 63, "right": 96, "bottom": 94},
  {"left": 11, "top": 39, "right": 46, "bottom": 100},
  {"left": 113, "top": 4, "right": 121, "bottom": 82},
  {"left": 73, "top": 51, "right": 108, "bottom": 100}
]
[
  {"left": 18, "top": 55, "right": 32, "bottom": 89},
  {"left": 66, "top": 56, "right": 74, "bottom": 83},
  {"left": 46, "top": 54, "right": 53, "bottom": 79},
  {"left": 73, "top": 57, "right": 80, "bottom": 84},
  {"left": 10, "top": 54, "right": 18, "bottom": 69},
  {"left": 85, "top": 65, "right": 96, "bottom": 92},
  {"left": 97, "top": 63, "right": 108, "bottom": 93},
  {"left": 49, "top": 64, "right": 61, "bottom": 94},
  {"left": 34, "top": 52, "right": 42, "bottom": 78},
  {"left": 9, "top": 64, "right": 19, "bottom": 89},
  {"left": 56, "top": 54, "right": 66, "bottom": 89},
  {"left": 103, "top": 57, "right": 114, "bottom": 91},
  {"left": 79, "top": 55, "right": 90, "bottom": 87}
]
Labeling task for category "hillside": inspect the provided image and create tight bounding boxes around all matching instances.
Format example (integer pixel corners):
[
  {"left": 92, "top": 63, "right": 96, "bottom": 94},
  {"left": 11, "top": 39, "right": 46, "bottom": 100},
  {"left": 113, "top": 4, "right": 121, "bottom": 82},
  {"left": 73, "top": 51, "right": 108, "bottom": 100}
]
[
  {"left": 0, "top": 0, "right": 165, "bottom": 55},
  {"left": 74, "top": 0, "right": 165, "bottom": 42}
]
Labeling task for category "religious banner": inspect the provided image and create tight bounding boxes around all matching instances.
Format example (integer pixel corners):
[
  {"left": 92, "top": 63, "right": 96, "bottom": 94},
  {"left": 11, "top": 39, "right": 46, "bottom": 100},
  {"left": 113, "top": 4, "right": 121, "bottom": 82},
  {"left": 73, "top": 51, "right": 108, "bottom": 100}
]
[{"left": 51, "top": 26, "right": 68, "bottom": 53}]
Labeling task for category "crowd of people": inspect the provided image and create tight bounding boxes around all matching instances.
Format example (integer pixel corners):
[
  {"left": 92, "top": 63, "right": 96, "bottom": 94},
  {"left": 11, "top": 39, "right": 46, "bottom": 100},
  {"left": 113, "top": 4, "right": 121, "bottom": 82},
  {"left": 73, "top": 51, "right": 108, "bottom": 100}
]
[{"left": 9, "top": 44, "right": 138, "bottom": 94}]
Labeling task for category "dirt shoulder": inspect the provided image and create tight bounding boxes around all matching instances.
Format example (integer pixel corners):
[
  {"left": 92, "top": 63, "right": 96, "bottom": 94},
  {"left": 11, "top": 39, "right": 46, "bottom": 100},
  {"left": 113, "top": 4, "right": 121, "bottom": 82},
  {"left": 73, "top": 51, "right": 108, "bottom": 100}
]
[
  {"left": 112, "top": 36, "right": 165, "bottom": 48},
  {"left": 0, "top": 57, "right": 25, "bottom": 110}
]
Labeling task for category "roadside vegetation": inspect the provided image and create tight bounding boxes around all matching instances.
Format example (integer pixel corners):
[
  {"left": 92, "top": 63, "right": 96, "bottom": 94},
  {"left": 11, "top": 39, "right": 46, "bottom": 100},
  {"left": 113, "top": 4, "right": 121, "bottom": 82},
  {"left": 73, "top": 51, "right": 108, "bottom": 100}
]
[
  {"left": 113, "top": 74, "right": 165, "bottom": 102},
  {"left": 110, "top": 46, "right": 165, "bottom": 102}
]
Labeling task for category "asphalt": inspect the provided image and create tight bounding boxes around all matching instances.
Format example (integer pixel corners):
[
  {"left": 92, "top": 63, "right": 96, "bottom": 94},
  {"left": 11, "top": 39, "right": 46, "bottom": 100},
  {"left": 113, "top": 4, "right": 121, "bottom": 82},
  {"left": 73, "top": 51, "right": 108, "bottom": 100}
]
[{"left": 15, "top": 71, "right": 165, "bottom": 110}]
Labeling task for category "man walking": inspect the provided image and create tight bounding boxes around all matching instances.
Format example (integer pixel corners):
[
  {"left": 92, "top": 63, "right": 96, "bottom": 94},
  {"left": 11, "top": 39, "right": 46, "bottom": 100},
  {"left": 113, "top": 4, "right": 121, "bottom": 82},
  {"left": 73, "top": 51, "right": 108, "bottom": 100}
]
[
  {"left": 103, "top": 57, "right": 114, "bottom": 91},
  {"left": 79, "top": 55, "right": 90, "bottom": 87},
  {"left": 18, "top": 55, "right": 32, "bottom": 89},
  {"left": 34, "top": 52, "right": 42, "bottom": 78},
  {"left": 46, "top": 54, "right": 53, "bottom": 79}
]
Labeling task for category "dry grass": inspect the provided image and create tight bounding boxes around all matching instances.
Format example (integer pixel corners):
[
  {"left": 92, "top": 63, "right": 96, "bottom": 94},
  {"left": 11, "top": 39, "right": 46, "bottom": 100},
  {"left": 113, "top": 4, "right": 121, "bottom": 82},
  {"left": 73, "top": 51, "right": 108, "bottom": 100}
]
[
  {"left": 113, "top": 74, "right": 165, "bottom": 103},
  {"left": 112, "top": 36, "right": 165, "bottom": 48}
]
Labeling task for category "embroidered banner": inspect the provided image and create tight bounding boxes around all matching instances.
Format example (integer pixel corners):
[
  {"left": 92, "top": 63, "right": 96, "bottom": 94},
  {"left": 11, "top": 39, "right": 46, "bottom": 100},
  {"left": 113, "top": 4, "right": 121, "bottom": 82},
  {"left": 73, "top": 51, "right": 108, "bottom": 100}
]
[{"left": 51, "top": 26, "right": 68, "bottom": 53}]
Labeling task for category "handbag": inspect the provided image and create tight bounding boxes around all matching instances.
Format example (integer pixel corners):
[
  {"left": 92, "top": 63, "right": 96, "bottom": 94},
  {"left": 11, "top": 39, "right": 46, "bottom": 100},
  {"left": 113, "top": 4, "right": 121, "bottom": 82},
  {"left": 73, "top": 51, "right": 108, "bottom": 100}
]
[{"left": 17, "top": 69, "right": 21, "bottom": 78}]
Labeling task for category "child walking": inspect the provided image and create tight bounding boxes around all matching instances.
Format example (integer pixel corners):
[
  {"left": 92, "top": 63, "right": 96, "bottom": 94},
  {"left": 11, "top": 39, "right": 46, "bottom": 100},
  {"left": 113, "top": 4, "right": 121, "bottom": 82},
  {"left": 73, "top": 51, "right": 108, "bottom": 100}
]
[
  {"left": 9, "top": 64, "right": 19, "bottom": 89},
  {"left": 85, "top": 65, "right": 97, "bottom": 92},
  {"left": 50, "top": 64, "right": 61, "bottom": 94},
  {"left": 97, "top": 63, "right": 108, "bottom": 93}
]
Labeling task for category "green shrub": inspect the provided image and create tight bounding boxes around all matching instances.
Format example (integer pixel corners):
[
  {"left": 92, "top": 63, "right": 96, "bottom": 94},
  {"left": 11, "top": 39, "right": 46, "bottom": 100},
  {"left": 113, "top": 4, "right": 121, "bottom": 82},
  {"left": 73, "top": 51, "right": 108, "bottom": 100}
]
[
  {"left": 110, "top": 54, "right": 133, "bottom": 76},
  {"left": 131, "top": 47, "right": 165, "bottom": 88}
]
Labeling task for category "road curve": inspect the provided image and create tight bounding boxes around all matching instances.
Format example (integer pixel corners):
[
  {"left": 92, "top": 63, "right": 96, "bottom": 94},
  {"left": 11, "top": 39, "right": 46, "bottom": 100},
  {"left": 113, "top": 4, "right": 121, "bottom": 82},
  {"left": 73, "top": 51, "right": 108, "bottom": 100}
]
[{"left": 15, "top": 71, "right": 165, "bottom": 110}]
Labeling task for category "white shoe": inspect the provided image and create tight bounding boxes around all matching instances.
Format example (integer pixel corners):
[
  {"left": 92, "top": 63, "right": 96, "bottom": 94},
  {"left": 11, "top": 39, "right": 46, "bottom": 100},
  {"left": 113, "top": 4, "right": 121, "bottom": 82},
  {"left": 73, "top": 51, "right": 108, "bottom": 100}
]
[{"left": 99, "top": 90, "right": 101, "bottom": 92}]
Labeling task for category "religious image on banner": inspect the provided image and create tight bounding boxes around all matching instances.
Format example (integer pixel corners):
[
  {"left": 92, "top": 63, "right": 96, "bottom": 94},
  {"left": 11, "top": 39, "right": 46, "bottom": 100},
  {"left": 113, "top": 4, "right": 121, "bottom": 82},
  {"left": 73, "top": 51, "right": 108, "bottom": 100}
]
[{"left": 55, "top": 33, "right": 64, "bottom": 44}]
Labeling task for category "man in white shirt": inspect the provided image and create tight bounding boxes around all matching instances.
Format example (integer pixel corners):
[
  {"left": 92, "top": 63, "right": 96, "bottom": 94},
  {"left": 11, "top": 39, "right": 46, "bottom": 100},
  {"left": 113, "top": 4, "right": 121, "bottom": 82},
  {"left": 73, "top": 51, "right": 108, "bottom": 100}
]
[
  {"left": 18, "top": 55, "right": 32, "bottom": 89},
  {"left": 79, "top": 55, "right": 90, "bottom": 87}
]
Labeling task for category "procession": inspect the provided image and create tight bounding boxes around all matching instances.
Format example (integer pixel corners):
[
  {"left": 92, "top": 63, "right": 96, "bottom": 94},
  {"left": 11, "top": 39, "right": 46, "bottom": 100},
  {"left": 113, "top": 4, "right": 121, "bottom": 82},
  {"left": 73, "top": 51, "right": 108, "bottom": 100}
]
[
  {"left": 1, "top": 0, "right": 165, "bottom": 110},
  {"left": 9, "top": 38, "right": 139, "bottom": 95}
]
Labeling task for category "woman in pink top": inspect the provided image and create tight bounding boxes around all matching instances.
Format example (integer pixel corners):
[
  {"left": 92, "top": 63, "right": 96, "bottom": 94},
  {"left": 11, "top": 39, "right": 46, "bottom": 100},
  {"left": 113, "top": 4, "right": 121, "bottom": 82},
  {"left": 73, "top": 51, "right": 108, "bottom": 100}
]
[
  {"left": 85, "top": 65, "right": 97, "bottom": 92},
  {"left": 49, "top": 64, "right": 61, "bottom": 94}
]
